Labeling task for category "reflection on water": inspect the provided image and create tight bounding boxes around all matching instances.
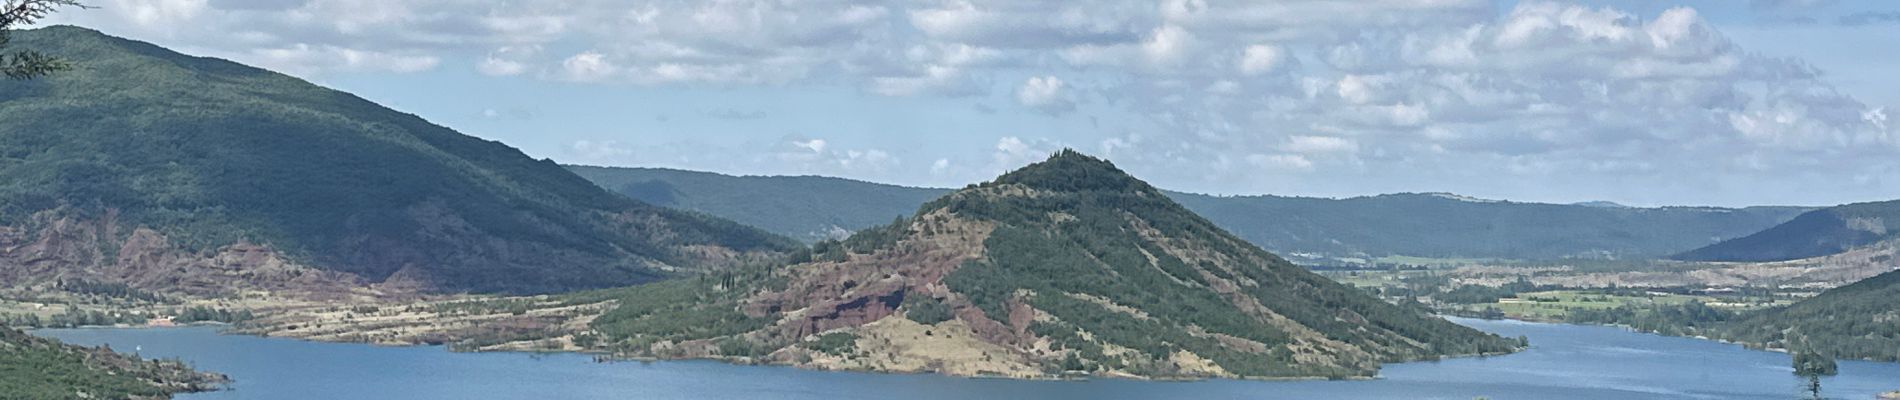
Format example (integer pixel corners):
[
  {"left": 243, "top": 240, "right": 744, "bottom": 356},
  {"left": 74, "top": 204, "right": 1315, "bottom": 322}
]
[{"left": 36, "top": 318, "right": 1900, "bottom": 400}]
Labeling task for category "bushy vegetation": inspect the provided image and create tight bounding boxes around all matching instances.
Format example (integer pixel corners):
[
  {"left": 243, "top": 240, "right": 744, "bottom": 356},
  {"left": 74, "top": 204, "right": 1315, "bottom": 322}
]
[
  {"left": 1792, "top": 350, "right": 1838, "bottom": 377},
  {"left": 804, "top": 332, "right": 856, "bottom": 356},
  {"left": 1562, "top": 302, "right": 1733, "bottom": 336},
  {"left": 4, "top": 308, "right": 154, "bottom": 328},
  {"left": 790, "top": 216, "right": 913, "bottom": 264},
  {"left": 566, "top": 266, "right": 781, "bottom": 354},
  {"left": 0, "top": 327, "right": 223, "bottom": 399},
  {"left": 56, "top": 279, "right": 167, "bottom": 302},
  {"left": 0, "top": 26, "right": 796, "bottom": 294},
  {"left": 173, "top": 306, "right": 255, "bottom": 324},
  {"left": 901, "top": 295, "right": 955, "bottom": 325}
]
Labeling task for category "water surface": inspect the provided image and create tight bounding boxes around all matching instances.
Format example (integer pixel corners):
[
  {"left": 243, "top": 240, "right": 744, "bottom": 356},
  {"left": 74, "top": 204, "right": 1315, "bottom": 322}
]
[{"left": 37, "top": 318, "right": 1900, "bottom": 399}]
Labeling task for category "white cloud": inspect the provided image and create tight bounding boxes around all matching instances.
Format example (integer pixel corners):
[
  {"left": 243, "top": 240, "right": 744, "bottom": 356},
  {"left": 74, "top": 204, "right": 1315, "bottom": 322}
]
[
  {"left": 560, "top": 51, "right": 617, "bottom": 82},
  {"left": 931, "top": 158, "right": 952, "bottom": 175},
  {"left": 251, "top": 44, "right": 440, "bottom": 74},
  {"left": 114, "top": 0, "right": 209, "bottom": 28},
  {"left": 1238, "top": 44, "right": 1283, "bottom": 75},
  {"left": 1247, "top": 154, "right": 1314, "bottom": 172},
  {"left": 478, "top": 57, "right": 526, "bottom": 76},
  {"left": 477, "top": 45, "right": 538, "bottom": 76},
  {"left": 793, "top": 139, "right": 828, "bottom": 153},
  {"left": 1283, "top": 136, "right": 1358, "bottom": 154},
  {"left": 1016, "top": 76, "right": 1076, "bottom": 115},
  {"left": 991, "top": 136, "right": 1061, "bottom": 173}
]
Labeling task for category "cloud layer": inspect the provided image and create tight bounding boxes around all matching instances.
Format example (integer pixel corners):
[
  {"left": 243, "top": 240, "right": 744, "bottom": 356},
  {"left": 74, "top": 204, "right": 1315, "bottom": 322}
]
[{"left": 48, "top": 0, "right": 1900, "bottom": 206}]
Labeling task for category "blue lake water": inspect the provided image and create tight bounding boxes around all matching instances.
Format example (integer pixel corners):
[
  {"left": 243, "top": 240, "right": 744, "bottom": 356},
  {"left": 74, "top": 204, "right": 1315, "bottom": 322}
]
[{"left": 35, "top": 318, "right": 1900, "bottom": 399}]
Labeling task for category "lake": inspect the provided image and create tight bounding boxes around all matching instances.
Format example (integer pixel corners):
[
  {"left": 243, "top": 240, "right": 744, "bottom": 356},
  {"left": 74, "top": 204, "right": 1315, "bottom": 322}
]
[{"left": 35, "top": 318, "right": 1900, "bottom": 399}]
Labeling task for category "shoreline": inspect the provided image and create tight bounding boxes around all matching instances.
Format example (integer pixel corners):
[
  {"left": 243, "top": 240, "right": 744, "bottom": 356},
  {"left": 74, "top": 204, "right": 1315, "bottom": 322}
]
[
  {"left": 1461, "top": 314, "right": 1900, "bottom": 364},
  {"left": 36, "top": 321, "right": 1514, "bottom": 384}
]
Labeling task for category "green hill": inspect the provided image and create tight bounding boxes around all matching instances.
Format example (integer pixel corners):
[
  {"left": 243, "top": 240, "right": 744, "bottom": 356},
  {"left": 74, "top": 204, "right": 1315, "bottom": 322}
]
[
  {"left": 567, "top": 166, "right": 1805, "bottom": 260},
  {"left": 0, "top": 26, "right": 796, "bottom": 294},
  {"left": 574, "top": 150, "right": 1519, "bottom": 379},
  {"left": 1675, "top": 200, "right": 1900, "bottom": 262},
  {"left": 1, "top": 327, "right": 225, "bottom": 399},
  {"left": 1710, "top": 269, "right": 1900, "bottom": 361}
]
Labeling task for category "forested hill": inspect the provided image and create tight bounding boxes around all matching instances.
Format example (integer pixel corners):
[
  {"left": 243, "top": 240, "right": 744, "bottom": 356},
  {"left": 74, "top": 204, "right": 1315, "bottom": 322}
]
[
  {"left": 0, "top": 327, "right": 225, "bottom": 399},
  {"left": 567, "top": 165, "right": 1805, "bottom": 260},
  {"left": 1710, "top": 269, "right": 1900, "bottom": 362},
  {"left": 0, "top": 26, "right": 796, "bottom": 294},
  {"left": 1675, "top": 200, "right": 1900, "bottom": 262},
  {"left": 577, "top": 150, "right": 1520, "bottom": 379}
]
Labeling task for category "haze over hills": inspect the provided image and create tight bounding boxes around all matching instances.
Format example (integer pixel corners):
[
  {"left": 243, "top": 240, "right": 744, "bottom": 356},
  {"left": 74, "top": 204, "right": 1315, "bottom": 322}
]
[
  {"left": 1675, "top": 200, "right": 1900, "bottom": 262},
  {"left": 577, "top": 151, "right": 1519, "bottom": 379},
  {"left": 568, "top": 166, "right": 1808, "bottom": 261},
  {"left": 0, "top": 26, "right": 797, "bottom": 295}
]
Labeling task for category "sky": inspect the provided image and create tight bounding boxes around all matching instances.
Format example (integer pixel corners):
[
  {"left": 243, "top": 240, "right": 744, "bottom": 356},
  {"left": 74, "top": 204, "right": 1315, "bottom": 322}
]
[{"left": 40, "top": 0, "right": 1900, "bottom": 207}]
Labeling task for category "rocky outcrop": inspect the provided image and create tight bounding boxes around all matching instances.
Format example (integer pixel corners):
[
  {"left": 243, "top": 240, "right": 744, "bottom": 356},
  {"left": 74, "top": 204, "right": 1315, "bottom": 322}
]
[
  {"left": 745, "top": 209, "right": 995, "bottom": 340},
  {"left": 0, "top": 210, "right": 383, "bottom": 301}
]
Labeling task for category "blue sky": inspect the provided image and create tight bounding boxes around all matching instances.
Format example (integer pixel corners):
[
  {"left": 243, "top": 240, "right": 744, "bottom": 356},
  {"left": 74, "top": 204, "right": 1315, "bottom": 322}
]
[{"left": 44, "top": 0, "right": 1900, "bottom": 207}]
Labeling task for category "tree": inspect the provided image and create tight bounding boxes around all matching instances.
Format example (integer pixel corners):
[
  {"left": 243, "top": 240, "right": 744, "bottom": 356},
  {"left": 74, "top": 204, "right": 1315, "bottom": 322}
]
[
  {"left": 2, "top": 0, "right": 86, "bottom": 79},
  {"left": 1792, "top": 350, "right": 1837, "bottom": 400},
  {"left": 1792, "top": 350, "right": 1838, "bottom": 377}
]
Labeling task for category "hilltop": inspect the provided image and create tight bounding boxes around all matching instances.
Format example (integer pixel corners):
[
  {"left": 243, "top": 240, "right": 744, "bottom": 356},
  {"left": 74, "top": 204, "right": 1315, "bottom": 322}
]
[
  {"left": 0, "top": 26, "right": 797, "bottom": 295},
  {"left": 572, "top": 150, "right": 1520, "bottom": 379}
]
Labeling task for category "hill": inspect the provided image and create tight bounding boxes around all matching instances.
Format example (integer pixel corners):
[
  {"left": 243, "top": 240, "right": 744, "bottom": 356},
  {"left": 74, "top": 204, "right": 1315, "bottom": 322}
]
[
  {"left": 1675, "top": 200, "right": 1900, "bottom": 262},
  {"left": 572, "top": 150, "right": 1520, "bottom": 379},
  {"left": 566, "top": 166, "right": 1805, "bottom": 260},
  {"left": 0, "top": 26, "right": 797, "bottom": 295},
  {"left": 1709, "top": 268, "right": 1900, "bottom": 362},
  {"left": 1, "top": 327, "right": 225, "bottom": 399}
]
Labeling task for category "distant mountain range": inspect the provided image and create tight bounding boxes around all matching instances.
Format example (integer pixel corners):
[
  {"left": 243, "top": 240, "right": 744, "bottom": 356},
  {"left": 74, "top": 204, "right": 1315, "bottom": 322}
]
[
  {"left": 577, "top": 150, "right": 1519, "bottom": 379},
  {"left": 1675, "top": 200, "right": 1900, "bottom": 262},
  {"left": 568, "top": 166, "right": 1809, "bottom": 261},
  {"left": 0, "top": 26, "right": 796, "bottom": 295}
]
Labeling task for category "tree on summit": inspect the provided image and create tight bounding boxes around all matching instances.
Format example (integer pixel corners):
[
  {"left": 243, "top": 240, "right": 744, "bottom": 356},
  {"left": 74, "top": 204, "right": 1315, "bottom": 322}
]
[{"left": 2, "top": 0, "right": 86, "bottom": 80}]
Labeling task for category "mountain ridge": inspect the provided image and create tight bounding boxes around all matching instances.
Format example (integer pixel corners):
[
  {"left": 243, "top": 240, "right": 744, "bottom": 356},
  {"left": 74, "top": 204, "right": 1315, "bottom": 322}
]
[
  {"left": 1675, "top": 200, "right": 1900, "bottom": 262},
  {"left": 566, "top": 164, "right": 1809, "bottom": 260}
]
